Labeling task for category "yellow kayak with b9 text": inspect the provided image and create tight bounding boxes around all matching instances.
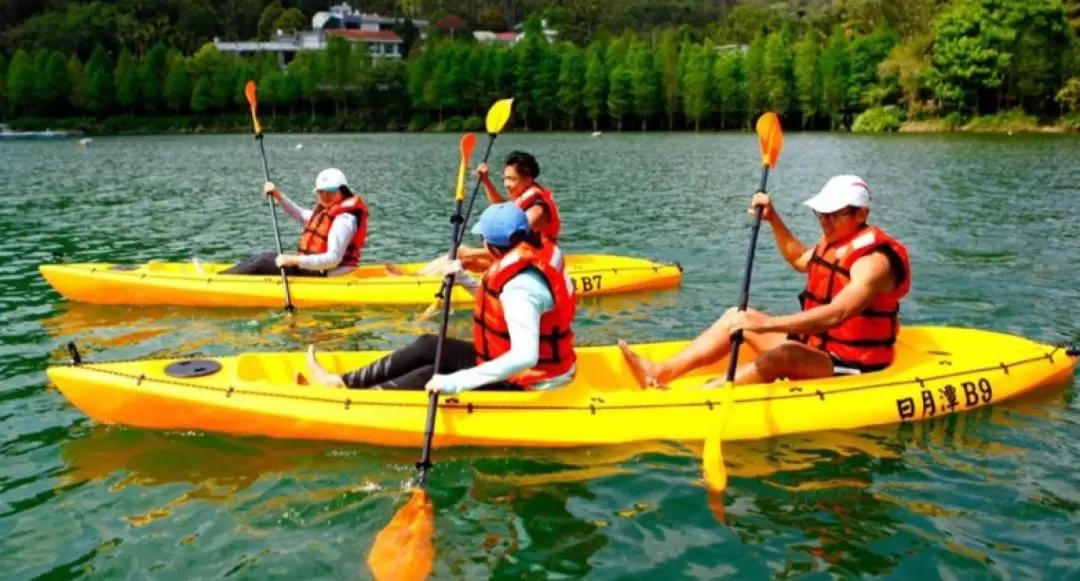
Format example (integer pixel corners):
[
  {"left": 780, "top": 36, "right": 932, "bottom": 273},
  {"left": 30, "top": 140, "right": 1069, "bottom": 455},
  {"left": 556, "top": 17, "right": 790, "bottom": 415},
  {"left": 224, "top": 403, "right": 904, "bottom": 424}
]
[
  {"left": 38, "top": 254, "right": 682, "bottom": 309},
  {"left": 45, "top": 326, "right": 1075, "bottom": 449}
]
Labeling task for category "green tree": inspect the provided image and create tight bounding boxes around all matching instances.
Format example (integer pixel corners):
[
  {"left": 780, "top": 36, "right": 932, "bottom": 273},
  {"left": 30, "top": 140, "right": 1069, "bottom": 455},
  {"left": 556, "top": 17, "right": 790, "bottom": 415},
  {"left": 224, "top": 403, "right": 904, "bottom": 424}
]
[
  {"left": 84, "top": 44, "right": 114, "bottom": 115},
  {"left": 629, "top": 41, "right": 661, "bottom": 130},
  {"left": 515, "top": 16, "right": 548, "bottom": 128},
  {"left": 114, "top": 48, "right": 140, "bottom": 113},
  {"left": 658, "top": 28, "right": 681, "bottom": 129},
  {"left": 847, "top": 24, "right": 898, "bottom": 108},
  {"left": 922, "top": 0, "right": 1013, "bottom": 114},
  {"left": 763, "top": 27, "right": 794, "bottom": 117},
  {"left": 477, "top": 8, "right": 508, "bottom": 31},
  {"left": 582, "top": 41, "right": 607, "bottom": 130},
  {"left": 878, "top": 35, "right": 932, "bottom": 118},
  {"left": 273, "top": 8, "right": 306, "bottom": 34},
  {"left": 744, "top": 35, "right": 767, "bottom": 125},
  {"left": 557, "top": 46, "right": 586, "bottom": 129},
  {"left": 0, "top": 55, "right": 8, "bottom": 116},
  {"left": 164, "top": 55, "right": 190, "bottom": 113},
  {"left": 682, "top": 46, "right": 712, "bottom": 131},
  {"left": 139, "top": 43, "right": 169, "bottom": 113},
  {"left": 6, "top": 50, "right": 34, "bottom": 116},
  {"left": 793, "top": 30, "right": 822, "bottom": 128},
  {"left": 259, "top": 69, "right": 284, "bottom": 117},
  {"left": 40, "top": 51, "right": 70, "bottom": 115},
  {"left": 258, "top": 1, "right": 285, "bottom": 40},
  {"left": 820, "top": 27, "right": 851, "bottom": 128},
  {"left": 280, "top": 70, "right": 302, "bottom": 116},
  {"left": 607, "top": 64, "right": 633, "bottom": 131},
  {"left": 536, "top": 47, "right": 560, "bottom": 129},
  {"left": 714, "top": 49, "right": 745, "bottom": 130},
  {"left": 191, "top": 76, "right": 212, "bottom": 113},
  {"left": 325, "top": 35, "right": 352, "bottom": 116}
]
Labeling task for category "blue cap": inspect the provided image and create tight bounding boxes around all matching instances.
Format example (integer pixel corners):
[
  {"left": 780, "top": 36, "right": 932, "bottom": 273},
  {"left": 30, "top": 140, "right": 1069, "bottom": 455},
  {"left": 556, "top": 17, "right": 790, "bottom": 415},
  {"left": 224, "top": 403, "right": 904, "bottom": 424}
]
[{"left": 471, "top": 202, "right": 531, "bottom": 246}]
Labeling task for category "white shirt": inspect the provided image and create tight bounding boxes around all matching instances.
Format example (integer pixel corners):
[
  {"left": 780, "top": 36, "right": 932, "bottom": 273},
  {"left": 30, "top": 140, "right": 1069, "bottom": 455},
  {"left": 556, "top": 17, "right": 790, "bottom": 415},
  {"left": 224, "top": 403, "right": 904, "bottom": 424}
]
[
  {"left": 438, "top": 270, "right": 576, "bottom": 394},
  {"left": 278, "top": 192, "right": 359, "bottom": 276}
]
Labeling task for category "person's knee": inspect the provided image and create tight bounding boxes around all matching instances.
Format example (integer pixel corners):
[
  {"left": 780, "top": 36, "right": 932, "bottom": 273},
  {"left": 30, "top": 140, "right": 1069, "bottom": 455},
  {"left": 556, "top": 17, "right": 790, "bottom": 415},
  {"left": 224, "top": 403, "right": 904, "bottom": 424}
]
[
  {"left": 414, "top": 333, "right": 440, "bottom": 352},
  {"left": 753, "top": 344, "right": 800, "bottom": 382}
]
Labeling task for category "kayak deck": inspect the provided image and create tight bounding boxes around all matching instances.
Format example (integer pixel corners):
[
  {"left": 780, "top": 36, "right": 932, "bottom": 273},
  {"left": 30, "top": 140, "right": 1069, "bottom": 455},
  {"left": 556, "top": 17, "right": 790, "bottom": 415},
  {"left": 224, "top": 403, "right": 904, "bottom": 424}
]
[
  {"left": 45, "top": 326, "right": 1075, "bottom": 448},
  {"left": 39, "top": 254, "right": 682, "bottom": 308}
]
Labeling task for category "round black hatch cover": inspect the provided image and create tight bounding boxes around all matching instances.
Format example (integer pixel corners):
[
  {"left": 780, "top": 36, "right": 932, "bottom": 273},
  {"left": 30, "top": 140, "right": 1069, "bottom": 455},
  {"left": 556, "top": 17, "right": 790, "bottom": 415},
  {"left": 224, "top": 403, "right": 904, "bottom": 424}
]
[{"left": 164, "top": 359, "right": 222, "bottom": 378}]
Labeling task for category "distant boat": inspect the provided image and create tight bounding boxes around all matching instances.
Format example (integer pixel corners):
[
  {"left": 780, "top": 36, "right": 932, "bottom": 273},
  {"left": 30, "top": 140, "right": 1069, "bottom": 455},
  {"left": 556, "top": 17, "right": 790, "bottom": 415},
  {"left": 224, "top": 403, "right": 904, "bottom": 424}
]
[
  {"left": 591, "top": 131, "right": 602, "bottom": 137},
  {"left": 0, "top": 123, "right": 85, "bottom": 140},
  {"left": 78, "top": 138, "right": 93, "bottom": 147}
]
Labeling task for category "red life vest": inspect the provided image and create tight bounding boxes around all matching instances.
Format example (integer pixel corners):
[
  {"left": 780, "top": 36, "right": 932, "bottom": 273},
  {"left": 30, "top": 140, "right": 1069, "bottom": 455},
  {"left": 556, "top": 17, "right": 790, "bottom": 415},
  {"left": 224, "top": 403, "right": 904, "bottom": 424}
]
[
  {"left": 297, "top": 196, "right": 368, "bottom": 269},
  {"left": 514, "top": 183, "right": 562, "bottom": 243},
  {"left": 472, "top": 239, "right": 577, "bottom": 388},
  {"left": 794, "top": 225, "right": 911, "bottom": 370}
]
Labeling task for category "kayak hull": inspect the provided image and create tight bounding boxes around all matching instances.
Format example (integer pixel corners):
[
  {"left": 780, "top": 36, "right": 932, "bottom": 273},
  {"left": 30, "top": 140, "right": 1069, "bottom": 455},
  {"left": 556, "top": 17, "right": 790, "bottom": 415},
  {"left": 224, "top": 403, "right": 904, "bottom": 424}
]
[
  {"left": 39, "top": 255, "right": 682, "bottom": 308},
  {"left": 46, "top": 326, "right": 1075, "bottom": 448}
]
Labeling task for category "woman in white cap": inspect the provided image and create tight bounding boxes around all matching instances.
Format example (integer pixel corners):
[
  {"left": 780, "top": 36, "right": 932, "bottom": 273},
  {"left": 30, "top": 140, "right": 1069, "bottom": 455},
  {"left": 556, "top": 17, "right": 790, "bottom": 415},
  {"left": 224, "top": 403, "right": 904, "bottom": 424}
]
[
  {"left": 220, "top": 168, "right": 369, "bottom": 276},
  {"left": 619, "top": 174, "right": 911, "bottom": 387}
]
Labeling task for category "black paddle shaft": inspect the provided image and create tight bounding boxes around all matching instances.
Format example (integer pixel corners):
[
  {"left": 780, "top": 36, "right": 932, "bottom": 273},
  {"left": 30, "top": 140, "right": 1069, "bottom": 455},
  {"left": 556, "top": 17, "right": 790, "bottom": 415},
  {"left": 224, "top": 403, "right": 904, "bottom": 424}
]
[
  {"left": 255, "top": 133, "right": 294, "bottom": 312},
  {"left": 416, "top": 199, "right": 467, "bottom": 484},
  {"left": 456, "top": 136, "right": 498, "bottom": 248},
  {"left": 725, "top": 166, "right": 772, "bottom": 382}
]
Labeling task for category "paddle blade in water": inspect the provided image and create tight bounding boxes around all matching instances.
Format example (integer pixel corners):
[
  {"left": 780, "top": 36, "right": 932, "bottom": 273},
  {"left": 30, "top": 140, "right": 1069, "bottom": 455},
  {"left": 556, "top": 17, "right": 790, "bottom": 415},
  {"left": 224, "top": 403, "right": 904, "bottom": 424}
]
[
  {"left": 455, "top": 133, "right": 477, "bottom": 202},
  {"left": 485, "top": 98, "right": 514, "bottom": 135},
  {"left": 244, "top": 80, "right": 262, "bottom": 135},
  {"left": 755, "top": 112, "right": 783, "bottom": 169},
  {"left": 701, "top": 423, "right": 728, "bottom": 492},
  {"left": 368, "top": 488, "right": 435, "bottom": 581}
]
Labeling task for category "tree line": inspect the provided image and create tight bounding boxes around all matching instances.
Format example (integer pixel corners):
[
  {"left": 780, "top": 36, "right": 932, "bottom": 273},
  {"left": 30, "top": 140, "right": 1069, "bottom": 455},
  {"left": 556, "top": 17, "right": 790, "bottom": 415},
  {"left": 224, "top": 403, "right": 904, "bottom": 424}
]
[{"left": 2, "top": 0, "right": 1080, "bottom": 133}]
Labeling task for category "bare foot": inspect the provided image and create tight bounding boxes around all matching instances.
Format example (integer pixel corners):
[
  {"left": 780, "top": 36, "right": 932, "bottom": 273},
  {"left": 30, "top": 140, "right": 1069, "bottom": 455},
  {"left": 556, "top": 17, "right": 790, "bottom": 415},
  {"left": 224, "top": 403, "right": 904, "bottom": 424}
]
[
  {"left": 618, "top": 340, "right": 665, "bottom": 389},
  {"left": 306, "top": 345, "right": 346, "bottom": 388}
]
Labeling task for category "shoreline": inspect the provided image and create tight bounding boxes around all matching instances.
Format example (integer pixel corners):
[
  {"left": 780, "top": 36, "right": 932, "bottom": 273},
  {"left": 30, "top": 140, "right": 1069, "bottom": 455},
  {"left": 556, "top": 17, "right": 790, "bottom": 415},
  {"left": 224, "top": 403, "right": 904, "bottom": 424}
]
[{"left": 3, "top": 115, "right": 1077, "bottom": 137}]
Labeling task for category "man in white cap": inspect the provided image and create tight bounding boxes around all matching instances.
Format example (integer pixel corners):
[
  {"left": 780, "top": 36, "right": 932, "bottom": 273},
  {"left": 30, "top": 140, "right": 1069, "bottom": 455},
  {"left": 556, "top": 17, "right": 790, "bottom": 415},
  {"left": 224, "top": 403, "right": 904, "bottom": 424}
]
[
  {"left": 619, "top": 174, "right": 911, "bottom": 387},
  {"left": 219, "top": 168, "right": 369, "bottom": 276}
]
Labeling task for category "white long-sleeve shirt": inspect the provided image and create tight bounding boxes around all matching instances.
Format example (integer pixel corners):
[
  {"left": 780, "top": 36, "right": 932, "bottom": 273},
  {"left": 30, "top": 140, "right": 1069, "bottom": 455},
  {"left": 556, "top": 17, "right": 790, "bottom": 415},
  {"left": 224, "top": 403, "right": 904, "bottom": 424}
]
[
  {"left": 436, "top": 269, "right": 576, "bottom": 394},
  {"left": 278, "top": 192, "right": 360, "bottom": 276}
]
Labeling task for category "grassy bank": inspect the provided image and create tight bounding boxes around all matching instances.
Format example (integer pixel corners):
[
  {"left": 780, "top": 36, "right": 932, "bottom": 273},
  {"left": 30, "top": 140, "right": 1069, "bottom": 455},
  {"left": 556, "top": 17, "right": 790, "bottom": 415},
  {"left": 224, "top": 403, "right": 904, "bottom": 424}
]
[{"left": 850, "top": 108, "right": 1080, "bottom": 134}]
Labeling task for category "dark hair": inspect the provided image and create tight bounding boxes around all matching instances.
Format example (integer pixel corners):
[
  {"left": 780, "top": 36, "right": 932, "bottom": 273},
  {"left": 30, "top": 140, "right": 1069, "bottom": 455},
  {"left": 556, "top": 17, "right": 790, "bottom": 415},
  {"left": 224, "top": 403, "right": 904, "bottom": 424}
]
[
  {"left": 486, "top": 229, "right": 541, "bottom": 255},
  {"left": 338, "top": 185, "right": 354, "bottom": 198},
  {"left": 504, "top": 151, "right": 540, "bottom": 179}
]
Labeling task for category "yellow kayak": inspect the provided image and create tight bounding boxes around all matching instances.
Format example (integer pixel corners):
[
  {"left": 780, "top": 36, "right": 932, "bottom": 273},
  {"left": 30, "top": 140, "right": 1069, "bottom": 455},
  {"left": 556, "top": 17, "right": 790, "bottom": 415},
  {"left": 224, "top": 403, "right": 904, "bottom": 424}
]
[
  {"left": 38, "top": 254, "right": 682, "bottom": 308},
  {"left": 46, "top": 326, "right": 1075, "bottom": 448}
]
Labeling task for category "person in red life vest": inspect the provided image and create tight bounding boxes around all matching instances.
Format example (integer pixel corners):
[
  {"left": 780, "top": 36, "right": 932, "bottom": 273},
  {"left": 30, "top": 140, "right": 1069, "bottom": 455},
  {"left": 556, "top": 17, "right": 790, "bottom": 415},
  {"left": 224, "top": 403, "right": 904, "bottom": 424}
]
[
  {"left": 387, "top": 151, "right": 562, "bottom": 276},
  {"left": 620, "top": 175, "right": 911, "bottom": 388},
  {"left": 218, "top": 168, "right": 369, "bottom": 277},
  {"left": 306, "top": 202, "right": 578, "bottom": 394}
]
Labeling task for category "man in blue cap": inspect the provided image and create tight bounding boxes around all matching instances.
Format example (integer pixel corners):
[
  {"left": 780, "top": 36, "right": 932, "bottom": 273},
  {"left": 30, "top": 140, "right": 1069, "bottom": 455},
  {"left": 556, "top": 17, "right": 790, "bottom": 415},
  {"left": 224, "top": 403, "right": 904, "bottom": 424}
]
[{"left": 305, "top": 202, "right": 578, "bottom": 394}]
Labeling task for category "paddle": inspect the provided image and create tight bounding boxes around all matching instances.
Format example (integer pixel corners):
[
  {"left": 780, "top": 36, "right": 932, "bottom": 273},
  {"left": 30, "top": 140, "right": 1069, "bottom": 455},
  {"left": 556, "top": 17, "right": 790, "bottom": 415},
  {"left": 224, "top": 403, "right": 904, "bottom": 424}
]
[
  {"left": 416, "top": 98, "right": 514, "bottom": 320},
  {"left": 701, "top": 112, "right": 784, "bottom": 493},
  {"left": 244, "top": 80, "right": 294, "bottom": 313},
  {"left": 366, "top": 132, "right": 477, "bottom": 581}
]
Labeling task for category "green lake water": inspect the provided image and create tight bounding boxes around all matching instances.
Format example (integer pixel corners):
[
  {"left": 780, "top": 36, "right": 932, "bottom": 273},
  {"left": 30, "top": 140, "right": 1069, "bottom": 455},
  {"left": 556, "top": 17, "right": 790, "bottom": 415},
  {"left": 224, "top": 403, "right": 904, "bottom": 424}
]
[{"left": 2, "top": 131, "right": 1079, "bottom": 579}]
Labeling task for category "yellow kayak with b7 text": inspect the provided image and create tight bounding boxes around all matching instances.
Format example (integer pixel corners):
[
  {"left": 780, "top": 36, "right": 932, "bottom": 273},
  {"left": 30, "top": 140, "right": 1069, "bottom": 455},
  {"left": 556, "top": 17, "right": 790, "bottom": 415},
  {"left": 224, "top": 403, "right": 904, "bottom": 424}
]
[
  {"left": 38, "top": 254, "right": 682, "bottom": 309},
  {"left": 45, "top": 326, "right": 1075, "bottom": 448}
]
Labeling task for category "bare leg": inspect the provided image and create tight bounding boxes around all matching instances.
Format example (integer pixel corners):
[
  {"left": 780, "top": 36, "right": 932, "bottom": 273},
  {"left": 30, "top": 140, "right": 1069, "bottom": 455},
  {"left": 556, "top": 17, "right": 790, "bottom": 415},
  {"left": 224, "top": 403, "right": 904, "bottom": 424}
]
[
  {"left": 620, "top": 308, "right": 787, "bottom": 388},
  {"left": 306, "top": 345, "right": 347, "bottom": 388}
]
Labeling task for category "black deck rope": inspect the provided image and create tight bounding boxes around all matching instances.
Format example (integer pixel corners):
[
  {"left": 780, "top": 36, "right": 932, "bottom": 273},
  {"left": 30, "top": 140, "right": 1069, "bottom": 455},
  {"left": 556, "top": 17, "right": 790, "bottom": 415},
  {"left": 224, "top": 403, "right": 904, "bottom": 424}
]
[{"left": 62, "top": 350, "right": 1062, "bottom": 413}]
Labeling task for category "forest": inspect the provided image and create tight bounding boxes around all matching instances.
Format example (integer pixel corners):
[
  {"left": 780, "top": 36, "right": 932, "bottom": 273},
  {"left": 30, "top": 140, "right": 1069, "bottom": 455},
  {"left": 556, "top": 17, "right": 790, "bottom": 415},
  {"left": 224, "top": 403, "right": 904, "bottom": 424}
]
[{"left": 2, "top": 0, "right": 1080, "bottom": 133}]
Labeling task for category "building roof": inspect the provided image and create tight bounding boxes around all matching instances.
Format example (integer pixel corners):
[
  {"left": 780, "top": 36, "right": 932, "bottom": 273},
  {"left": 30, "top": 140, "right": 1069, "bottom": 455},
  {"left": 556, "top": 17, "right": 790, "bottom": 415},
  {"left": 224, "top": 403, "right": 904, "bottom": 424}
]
[{"left": 324, "top": 29, "right": 404, "bottom": 43}]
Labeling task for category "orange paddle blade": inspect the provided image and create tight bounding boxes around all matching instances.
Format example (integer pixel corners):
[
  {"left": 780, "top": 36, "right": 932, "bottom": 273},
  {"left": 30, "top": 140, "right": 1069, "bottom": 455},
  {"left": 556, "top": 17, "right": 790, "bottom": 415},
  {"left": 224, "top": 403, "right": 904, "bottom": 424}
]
[
  {"left": 244, "top": 80, "right": 262, "bottom": 135},
  {"left": 367, "top": 488, "right": 435, "bottom": 581},
  {"left": 755, "top": 112, "right": 783, "bottom": 169},
  {"left": 454, "top": 133, "right": 478, "bottom": 202}
]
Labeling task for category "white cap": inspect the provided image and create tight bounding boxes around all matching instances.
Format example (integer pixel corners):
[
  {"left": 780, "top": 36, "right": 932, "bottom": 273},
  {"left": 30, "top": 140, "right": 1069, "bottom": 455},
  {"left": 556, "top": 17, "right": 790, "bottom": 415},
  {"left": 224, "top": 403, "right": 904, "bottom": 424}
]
[
  {"left": 803, "top": 175, "right": 871, "bottom": 213},
  {"left": 313, "top": 168, "right": 348, "bottom": 192}
]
